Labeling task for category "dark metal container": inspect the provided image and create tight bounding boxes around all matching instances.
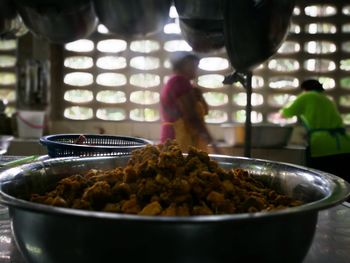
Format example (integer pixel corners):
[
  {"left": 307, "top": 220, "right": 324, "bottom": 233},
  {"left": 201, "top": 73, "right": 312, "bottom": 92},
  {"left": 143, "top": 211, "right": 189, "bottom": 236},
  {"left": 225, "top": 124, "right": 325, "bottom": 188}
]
[
  {"left": 223, "top": 0, "right": 295, "bottom": 71},
  {"left": 179, "top": 18, "right": 225, "bottom": 53},
  {"left": 93, "top": 0, "right": 172, "bottom": 36},
  {"left": 15, "top": 0, "right": 98, "bottom": 43},
  {"left": 0, "top": 0, "right": 28, "bottom": 38},
  {"left": 0, "top": 156, "right": 349, "bottom": 263},
  {"left": 174, "top": 0, "right": 223, "bottom": 20}
]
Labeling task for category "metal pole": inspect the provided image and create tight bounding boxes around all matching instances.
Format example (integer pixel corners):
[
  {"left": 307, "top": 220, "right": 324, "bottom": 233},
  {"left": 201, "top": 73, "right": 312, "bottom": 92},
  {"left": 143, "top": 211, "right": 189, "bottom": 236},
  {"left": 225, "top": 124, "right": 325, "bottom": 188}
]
[{"left": 244, "top": 72, "right": 252, "bottom": 157}]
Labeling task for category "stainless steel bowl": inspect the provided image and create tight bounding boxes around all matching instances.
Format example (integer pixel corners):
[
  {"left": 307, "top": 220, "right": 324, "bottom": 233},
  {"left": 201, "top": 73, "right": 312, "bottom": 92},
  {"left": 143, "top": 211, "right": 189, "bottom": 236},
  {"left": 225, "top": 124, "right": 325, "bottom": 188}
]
[
  {"left": 221, "top": 123, "right": 293, "bottom": 148},
  {"left": 0, "top": 156, "right": 349, "bottom": 263}
]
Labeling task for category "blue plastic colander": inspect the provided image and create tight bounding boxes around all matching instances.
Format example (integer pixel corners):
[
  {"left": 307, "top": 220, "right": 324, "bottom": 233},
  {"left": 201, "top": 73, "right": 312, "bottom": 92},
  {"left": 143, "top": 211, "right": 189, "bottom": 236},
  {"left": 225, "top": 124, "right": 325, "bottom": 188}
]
[{"left": 40, "top": 134, "right": 152, "bottom": 157}]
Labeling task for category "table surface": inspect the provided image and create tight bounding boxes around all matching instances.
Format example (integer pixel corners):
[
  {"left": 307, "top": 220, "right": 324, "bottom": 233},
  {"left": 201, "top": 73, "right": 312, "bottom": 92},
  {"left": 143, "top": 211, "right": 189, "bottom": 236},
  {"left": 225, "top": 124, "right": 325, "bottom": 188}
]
[{"left": 0, "top": 156, "right": 349, "bottom": 263}]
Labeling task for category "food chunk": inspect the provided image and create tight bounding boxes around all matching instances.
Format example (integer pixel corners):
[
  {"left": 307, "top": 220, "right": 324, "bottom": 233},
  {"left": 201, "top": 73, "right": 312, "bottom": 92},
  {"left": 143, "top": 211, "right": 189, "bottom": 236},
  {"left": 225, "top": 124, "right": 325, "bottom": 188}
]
[
  {"left": 82, "top": 181, "right": 112, "bottom": 209},
  {"left": 138, "top": 201, "right": 162, "bottom": 216}
]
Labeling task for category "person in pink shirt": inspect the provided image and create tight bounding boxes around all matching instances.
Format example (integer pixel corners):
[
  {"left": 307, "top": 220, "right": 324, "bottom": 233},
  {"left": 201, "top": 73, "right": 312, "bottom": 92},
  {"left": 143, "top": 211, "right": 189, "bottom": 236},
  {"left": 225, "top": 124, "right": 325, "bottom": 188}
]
[{"left": 160, "top": 51, "right": 217, "bottom": 152}]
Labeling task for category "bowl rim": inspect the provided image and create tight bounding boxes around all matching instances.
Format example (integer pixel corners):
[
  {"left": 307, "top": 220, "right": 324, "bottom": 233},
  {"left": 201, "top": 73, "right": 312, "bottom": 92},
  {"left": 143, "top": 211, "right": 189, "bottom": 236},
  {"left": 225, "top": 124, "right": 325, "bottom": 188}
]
[{"left": 0, "top": 155, "right": 349, "bottom": 223}]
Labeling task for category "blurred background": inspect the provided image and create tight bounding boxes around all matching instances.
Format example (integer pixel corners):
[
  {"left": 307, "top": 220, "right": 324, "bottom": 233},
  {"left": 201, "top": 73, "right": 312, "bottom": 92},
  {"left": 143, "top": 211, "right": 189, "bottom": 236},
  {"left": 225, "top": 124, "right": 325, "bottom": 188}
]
[{"left": 0, "top": 0, "right": 349, "bottom": 163}]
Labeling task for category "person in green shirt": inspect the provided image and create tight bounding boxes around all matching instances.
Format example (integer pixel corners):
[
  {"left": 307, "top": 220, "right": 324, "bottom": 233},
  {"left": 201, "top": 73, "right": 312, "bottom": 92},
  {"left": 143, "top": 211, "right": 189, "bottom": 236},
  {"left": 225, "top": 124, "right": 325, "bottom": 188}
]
[{"left": 281, "top": 79, "right": 350, "bottom": 182}]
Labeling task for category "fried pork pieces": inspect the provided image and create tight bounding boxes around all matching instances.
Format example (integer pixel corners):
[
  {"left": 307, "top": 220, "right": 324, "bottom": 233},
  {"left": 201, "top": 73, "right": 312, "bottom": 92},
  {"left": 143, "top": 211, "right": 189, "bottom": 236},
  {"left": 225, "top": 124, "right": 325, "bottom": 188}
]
[{"left": 30, "top": 142, "right": 303, "bottom": 216}]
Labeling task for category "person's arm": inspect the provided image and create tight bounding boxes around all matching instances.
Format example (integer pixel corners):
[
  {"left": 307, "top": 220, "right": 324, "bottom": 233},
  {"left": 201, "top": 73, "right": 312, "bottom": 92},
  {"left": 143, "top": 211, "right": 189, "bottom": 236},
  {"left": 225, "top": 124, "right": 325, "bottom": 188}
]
[
  {"left": 176, "top": 92, "right": 214, "bottom": 145},
  {"left": 170, "top": 76, "right": 219, "bottom": 152},
  {"left": 280, "top": 94, "right": 305, "bottom": 118},
  {"left": 192, "top": 86, "right": 209, "bottom": 115}
]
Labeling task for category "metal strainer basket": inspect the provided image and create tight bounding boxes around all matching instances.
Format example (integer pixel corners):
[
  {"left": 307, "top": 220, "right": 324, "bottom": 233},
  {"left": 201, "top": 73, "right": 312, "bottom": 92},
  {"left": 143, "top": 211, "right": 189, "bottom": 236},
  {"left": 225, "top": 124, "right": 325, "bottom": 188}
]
[{"left": 40, "top": 134, "right": 152, "bottom": 157}]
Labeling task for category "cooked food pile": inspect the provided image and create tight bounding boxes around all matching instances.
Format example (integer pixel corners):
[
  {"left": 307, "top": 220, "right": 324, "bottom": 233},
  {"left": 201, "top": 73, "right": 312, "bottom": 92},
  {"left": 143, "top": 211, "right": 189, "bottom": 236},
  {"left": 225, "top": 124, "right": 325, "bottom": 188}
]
[{"left": 30, "top": 141, "right": 303, "bottom": 216}]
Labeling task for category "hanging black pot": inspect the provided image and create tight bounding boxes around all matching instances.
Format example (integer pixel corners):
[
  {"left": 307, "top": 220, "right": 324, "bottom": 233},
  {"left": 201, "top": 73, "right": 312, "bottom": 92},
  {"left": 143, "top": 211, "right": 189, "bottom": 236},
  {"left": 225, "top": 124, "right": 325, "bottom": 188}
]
[
  {"left": 93, "top": 0, "right": 172, "bottom": 37},
  {"left": 15, "top": 0, "right": 97, "bottom": 43},
  {"left": 14, "top": 0, "right": 88, "bottom": 9},
  {"left": 223, "top": 0, "right": 295, "bottom": 71},
  {"left": 0, "top": 0, "right": 16, "bottom": 35},
  {"left": 174, "top": 0, "right": 223, "bottom": 20},
  {"left": 179, "top": 18, "right": 225, "bottom": 53},
  {"left": 0, "top": 0, "right": 28, "bottom": 38}
]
